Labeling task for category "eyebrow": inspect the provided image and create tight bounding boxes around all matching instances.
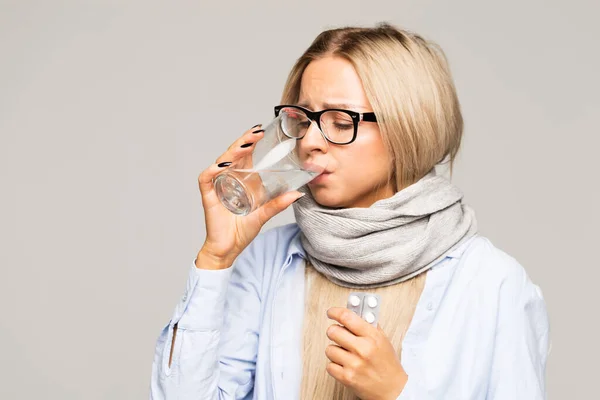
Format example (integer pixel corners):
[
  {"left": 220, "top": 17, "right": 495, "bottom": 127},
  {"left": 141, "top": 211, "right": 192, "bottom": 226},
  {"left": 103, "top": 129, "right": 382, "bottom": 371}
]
[{"left": 296, "top": 101, "right": 368, "bottom": 111}]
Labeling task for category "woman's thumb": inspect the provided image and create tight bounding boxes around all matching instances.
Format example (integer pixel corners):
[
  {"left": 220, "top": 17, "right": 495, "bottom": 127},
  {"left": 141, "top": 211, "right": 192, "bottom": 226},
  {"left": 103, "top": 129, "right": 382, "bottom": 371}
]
[{"left": 254, "top": 191, "right": 305, "bottom": 225}]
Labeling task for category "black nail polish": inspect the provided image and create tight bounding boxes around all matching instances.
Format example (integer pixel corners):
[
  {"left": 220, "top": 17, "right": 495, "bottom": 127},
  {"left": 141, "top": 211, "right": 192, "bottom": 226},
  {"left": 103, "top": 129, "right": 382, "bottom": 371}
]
[
  {"left": 251, "top": 124, "right": 261, "bottom": 129},
  {"left": 217, "top": 162, "right": 232, "bottom": 167},
  {"left": 240, "top": 143, "right": 253, "bottom": 148},
  {"left": 252, "top": 129, "right": 265, "bottom": 134}
]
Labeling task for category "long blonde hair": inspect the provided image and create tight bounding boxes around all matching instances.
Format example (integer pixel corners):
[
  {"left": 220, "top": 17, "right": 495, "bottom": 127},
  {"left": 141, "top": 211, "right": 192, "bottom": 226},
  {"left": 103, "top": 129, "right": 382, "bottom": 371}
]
[{"left": 280, "top": 23, "right": 464, "bottom": 190}]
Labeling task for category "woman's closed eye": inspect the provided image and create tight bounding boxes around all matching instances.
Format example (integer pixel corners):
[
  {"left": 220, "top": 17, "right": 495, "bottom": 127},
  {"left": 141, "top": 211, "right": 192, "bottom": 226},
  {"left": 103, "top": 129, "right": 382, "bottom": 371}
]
[
  {"left": 298, "top": 120, "right": 311, "bottom": 129},
  {"left": 332, "top": 122, "right": 354, "bottom": 130}
]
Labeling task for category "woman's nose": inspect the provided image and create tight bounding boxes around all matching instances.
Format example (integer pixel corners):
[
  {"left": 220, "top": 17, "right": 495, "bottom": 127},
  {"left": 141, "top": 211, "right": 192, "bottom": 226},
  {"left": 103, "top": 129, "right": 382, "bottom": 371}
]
[{"left": 298, "top": 120, "right": 328, "bottom": 155}]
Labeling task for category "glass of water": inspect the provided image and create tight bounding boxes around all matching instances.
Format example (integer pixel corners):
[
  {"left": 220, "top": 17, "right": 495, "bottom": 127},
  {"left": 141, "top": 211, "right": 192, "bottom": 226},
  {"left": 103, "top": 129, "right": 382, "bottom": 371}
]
[{"left": 213, "top": 109, "right": 328, "bottom": 216}]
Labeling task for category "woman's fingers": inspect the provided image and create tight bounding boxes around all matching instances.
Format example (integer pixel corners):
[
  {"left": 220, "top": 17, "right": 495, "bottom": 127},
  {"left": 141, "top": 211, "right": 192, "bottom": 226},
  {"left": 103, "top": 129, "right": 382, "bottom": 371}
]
[
  {"left": 198, "top": 124, "right": 264, "bottom": 201},
  {"left": 198, "top": 162, "right": 231, "bottom": 204},
  {"left": 327, "top": 307, "right": 376, "bottom": 338},
  {"left": 325, "top": 344, "right": 357, "bottom": 367},
  {"left": 250, "top": 191, "right": 304, "bottom": 226},
  {"left": 326, "top": 323, "right": 361, "bottom": 353},
  {"left": 215, "top": 124, "right": 265, "bottom": 165}
]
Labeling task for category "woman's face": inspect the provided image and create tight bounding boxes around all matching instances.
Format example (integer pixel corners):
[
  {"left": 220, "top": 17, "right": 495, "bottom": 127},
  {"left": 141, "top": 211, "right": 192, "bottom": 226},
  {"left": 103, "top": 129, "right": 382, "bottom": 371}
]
[{"left": 297, "top": 56, "right": 395, "bottom": 208}]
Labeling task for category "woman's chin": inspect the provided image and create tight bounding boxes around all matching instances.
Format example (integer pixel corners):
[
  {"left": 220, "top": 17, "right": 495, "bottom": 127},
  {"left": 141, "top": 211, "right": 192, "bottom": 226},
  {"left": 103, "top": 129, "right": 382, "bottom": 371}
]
[{"left": 308, "top": 186, "right": 346, "bottom": 208}]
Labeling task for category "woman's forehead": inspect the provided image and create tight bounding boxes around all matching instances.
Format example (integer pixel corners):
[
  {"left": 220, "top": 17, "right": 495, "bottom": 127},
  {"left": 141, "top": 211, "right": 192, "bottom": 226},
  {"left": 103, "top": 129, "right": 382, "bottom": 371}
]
[{"left": 298, "top": 57, "right": 371, "bottom": 111}]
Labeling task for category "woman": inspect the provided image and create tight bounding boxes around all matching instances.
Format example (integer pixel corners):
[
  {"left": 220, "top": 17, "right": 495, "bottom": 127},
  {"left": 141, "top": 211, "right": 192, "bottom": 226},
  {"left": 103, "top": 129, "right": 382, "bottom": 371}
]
[{"left": 150, "top": 23, "right": 549, "bottom": 400}]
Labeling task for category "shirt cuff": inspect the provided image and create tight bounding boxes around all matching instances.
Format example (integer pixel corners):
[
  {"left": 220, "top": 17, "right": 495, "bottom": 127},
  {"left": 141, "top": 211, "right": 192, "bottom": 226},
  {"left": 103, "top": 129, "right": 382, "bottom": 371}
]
[
  {"left": 170, "top": 259, "right": 233, "bottom": 331},
  {"left": 396, "top": 376, "right": 426, "bottom": 400}
]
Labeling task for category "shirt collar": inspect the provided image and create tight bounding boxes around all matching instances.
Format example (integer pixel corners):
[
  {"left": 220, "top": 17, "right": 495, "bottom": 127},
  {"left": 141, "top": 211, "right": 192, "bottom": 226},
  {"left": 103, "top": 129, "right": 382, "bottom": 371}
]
[
  {"left": 286, "top": 224, "right": 306, "bottom": 260},
  {"left": 446, "top": 235, "right": 479, "bottom": 259}
]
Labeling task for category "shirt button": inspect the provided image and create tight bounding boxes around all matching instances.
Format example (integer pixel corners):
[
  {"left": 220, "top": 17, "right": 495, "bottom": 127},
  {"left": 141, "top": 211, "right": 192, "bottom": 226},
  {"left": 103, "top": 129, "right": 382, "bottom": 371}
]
[
  {"left": 426, "top": 302, "right": 433, "bottom": 311},
  {"left": 182, "top": 293, "right": 188, "bottom": 302}
]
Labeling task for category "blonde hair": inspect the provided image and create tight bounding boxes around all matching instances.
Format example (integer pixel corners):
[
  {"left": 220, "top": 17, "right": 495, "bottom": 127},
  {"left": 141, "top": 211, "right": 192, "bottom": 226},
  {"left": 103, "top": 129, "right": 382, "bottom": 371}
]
[{"left": 280, "top": 23, "right": 464, "bottom": 190}]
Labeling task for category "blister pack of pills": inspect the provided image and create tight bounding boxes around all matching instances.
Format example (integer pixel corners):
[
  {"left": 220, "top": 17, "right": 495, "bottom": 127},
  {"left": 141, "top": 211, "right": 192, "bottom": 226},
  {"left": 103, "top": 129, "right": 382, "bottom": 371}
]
[{"left": 346, "top": 292, "right": 381, "bottom": 327}]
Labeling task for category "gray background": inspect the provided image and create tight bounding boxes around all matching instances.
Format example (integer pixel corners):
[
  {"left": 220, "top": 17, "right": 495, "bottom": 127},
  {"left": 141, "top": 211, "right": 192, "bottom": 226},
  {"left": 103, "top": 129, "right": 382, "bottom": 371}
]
[{"left": 1, "top": 0, "right": 597, "bottom": 399}]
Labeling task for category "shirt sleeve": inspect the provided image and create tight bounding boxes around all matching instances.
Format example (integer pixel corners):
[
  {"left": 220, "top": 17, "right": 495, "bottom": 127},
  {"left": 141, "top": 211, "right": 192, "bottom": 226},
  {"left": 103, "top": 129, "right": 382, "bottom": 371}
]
[
  {"left": 485, "top": 280, "right": 550, "bottom": 399},
  {"left": 150, "top": 239, "right": 266, "bottom": 400}
]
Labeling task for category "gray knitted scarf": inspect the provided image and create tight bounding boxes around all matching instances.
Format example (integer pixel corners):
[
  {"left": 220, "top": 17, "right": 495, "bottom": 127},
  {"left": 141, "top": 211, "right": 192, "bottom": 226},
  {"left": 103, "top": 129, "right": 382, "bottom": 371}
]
[{"left": 292, "top": 170, "right": 478, "bottom": 289}]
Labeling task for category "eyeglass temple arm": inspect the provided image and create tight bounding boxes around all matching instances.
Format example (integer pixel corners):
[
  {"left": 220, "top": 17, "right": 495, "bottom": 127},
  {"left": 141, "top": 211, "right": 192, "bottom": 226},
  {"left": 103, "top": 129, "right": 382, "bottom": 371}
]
[{"left": 360, "top": 112, "right": 377, "bottom": 122}]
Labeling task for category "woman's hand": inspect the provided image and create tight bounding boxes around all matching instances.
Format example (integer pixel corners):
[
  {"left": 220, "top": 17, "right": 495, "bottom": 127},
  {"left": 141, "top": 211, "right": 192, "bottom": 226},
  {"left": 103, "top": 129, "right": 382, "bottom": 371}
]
[
  {"left": 325, "top": 307, "right": 408, "bottom": 400},
  {"left": 196, "top": 124, "right": 304, "bottom": 270}
]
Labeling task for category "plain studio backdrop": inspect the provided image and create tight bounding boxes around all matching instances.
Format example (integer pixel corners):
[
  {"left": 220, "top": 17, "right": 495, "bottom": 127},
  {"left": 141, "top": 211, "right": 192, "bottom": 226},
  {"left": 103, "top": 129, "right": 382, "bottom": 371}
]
[{"left": 1, "top": 0, "right": 598, "bottom": 399}]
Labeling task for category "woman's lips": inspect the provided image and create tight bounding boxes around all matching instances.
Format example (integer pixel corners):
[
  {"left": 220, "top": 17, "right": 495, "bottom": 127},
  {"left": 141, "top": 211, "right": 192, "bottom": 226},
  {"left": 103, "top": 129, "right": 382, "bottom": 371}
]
[
  {"left": 302, "top": 160, "right": 330, "bottom": 184},
  {"left": 302, "top": 161, "right": 326, "bottom": 173},
  {"left": 309, "top": 171, "right": 331, "bottom": 185}
]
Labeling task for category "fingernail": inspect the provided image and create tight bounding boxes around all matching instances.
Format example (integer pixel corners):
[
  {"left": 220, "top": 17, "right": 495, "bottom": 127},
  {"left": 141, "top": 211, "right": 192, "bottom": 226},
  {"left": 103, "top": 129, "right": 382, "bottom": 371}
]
[
  {"left": 251, "top": 124, "right": 261, "bottom": 129},
  {"left": 217, "top": 162, "right": 232, "bottom": 167},
  {"left": 252, "top": 129, "right": 265, "bottom": 134},
  {"left": 240, "top": 143, "right": 253, "bottom": 148},
  {"left": 293, "top": 193, "right": 306, "bottom": 203}
]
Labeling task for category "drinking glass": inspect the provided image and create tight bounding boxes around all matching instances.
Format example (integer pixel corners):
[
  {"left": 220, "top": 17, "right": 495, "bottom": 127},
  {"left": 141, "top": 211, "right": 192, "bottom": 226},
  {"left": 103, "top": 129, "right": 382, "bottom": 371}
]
[{"left": 213, "top": 111, "right": 327, "bottom": 216}]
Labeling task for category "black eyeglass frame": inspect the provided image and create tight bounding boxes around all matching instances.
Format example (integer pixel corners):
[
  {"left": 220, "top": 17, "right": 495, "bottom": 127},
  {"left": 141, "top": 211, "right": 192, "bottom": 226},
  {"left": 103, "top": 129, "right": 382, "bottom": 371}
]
[{"left": 274, "top": 104, "right": 378, "bottom": 145}]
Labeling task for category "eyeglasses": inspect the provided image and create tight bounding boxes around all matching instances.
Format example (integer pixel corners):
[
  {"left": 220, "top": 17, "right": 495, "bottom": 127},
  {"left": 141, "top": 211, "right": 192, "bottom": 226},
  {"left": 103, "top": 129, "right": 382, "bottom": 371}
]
[{"left": 274, "top": 105, "right": 378, "bottom": 145}]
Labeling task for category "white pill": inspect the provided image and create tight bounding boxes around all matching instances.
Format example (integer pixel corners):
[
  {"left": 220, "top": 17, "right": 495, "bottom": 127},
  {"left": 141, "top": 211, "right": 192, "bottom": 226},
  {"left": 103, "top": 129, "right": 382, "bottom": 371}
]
[
  {"left": 367, "top": 296, "right": 378, "bottom": 308},
  {"left": 349, "top": 295, "right": 361, "bottom": 307},
  {"left": 365, "top": 312, "right": 375, "bottom": 324}
]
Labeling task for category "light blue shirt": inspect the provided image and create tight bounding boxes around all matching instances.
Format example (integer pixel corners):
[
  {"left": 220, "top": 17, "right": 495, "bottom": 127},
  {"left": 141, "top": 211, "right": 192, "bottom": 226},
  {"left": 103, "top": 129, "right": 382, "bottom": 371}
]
[{"left": 150, "top": 223, "right": 549, "bottom": 399}]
